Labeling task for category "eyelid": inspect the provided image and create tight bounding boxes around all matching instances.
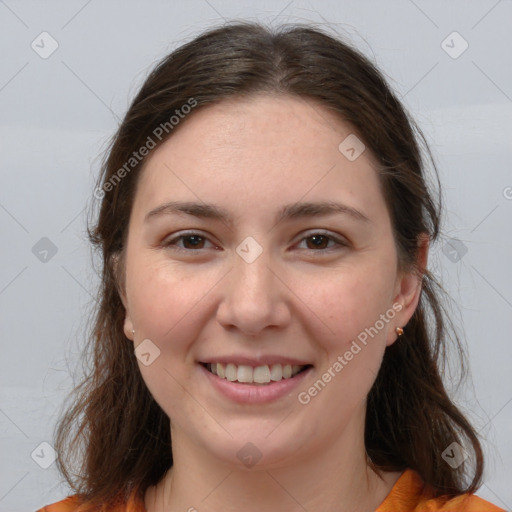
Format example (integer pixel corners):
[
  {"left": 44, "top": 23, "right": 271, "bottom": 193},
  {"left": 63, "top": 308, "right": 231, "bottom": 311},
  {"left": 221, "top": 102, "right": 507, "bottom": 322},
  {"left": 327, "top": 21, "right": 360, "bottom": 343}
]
[
  {"left": 293, "top": 229, "right": 349, "bottom": 251},
  {"left": 162, "top": 230, "right": 220, "bottom": 251}
]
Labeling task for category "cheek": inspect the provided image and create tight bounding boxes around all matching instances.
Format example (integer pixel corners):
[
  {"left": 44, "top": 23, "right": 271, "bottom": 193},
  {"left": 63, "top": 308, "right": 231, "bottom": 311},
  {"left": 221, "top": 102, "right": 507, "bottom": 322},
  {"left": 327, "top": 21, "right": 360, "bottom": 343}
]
[
  {"left": 294, "top": 268, "right": 397, "bottom": 419},
  {"left": 296, "top": 258, "right": 397, "bottom": 352},
  {"left": 126, "top": 259, "right": 218, "bottom": 421},
  {"left": 125, "top": 254, "right": 216, "bottom": 355}
]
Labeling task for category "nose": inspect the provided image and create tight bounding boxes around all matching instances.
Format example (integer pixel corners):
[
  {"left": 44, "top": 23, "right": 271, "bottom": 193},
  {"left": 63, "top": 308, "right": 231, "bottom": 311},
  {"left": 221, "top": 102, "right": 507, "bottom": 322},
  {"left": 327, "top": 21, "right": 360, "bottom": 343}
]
[{"left": 216, "top": 248, "right": 291, "bottom": 336}]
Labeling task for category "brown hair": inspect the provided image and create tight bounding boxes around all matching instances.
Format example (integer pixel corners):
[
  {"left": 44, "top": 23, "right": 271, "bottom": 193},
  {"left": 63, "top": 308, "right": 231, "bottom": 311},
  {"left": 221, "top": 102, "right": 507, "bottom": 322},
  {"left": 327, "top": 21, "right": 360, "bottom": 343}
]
[{"left": 54, "top": 21, "right": 484, "bottom": 509}]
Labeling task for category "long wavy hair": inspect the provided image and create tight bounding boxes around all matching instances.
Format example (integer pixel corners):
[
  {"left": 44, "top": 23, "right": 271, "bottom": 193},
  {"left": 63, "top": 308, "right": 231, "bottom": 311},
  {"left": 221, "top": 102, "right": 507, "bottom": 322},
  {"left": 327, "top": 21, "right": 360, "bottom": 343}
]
[{"left": 54, "top": 21, "right": 484, "bottom": 509}]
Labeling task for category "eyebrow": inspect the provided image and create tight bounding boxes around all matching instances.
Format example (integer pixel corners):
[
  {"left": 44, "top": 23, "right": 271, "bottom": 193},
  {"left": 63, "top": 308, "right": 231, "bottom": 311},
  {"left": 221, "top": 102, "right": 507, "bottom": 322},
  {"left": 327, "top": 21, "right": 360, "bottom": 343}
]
[{"left": 144, "top": 200, "right": 370, "bottom": 225}]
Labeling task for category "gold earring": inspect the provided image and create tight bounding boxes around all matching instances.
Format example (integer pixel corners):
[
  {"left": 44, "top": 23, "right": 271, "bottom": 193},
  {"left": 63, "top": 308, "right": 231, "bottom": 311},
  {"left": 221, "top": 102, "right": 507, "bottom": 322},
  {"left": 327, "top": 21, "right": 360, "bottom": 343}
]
[{"left": 395, "top": 327, "right": 404, "bottom": 337}]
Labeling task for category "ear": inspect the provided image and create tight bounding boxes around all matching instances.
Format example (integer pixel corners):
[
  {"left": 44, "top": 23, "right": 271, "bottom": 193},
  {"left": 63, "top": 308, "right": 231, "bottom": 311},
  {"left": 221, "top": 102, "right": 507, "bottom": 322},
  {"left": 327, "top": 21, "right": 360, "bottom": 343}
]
[
  {"left": 386, "top": 233, "right": 429, "bottom": 347},
  {"left": 123, "top": 313, "right": 135, "bottom": 341},
  {"left": 112, "top": 253, "right": 135, "bottom": 341}
]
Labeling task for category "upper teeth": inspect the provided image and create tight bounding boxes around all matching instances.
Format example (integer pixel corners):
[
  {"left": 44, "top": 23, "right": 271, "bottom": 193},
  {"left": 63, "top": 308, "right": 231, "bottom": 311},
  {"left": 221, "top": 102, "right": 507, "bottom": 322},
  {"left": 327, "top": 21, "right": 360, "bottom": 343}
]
[{"left": 207, "top": 363, "right": 304, "bottom": 384}]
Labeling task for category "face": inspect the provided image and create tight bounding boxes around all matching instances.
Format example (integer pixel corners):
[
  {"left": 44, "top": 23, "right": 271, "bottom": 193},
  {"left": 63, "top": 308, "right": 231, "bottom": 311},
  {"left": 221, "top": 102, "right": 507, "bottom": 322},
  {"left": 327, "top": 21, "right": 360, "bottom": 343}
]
[{"left": 120, "top": 94, "right": 423, "bottom": 469}]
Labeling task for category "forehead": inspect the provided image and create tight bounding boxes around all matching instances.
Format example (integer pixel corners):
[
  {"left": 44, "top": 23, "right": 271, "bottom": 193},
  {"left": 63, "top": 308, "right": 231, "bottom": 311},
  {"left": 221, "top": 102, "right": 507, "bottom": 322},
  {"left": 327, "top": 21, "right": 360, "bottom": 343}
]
[
  {"left": 153, "top": 94, "right": 362, "bottom": 157},
  {"left": 132, "top": 94, "right": 387, "bottom": 225}
]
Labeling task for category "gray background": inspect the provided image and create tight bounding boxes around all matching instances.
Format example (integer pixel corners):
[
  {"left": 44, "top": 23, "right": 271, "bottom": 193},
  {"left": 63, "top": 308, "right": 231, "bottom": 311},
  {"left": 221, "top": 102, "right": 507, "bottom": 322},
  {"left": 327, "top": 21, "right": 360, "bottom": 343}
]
[{"left": 0, "top": 1, "right": 511, "bottom": 511}]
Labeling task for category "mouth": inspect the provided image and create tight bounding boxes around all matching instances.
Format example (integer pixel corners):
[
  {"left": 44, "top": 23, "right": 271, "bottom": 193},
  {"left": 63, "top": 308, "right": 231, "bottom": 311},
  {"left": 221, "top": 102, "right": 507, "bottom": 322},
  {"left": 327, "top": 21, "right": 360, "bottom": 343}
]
[{"left": 201, "top": 362, "right": 312, "bottom": 385}]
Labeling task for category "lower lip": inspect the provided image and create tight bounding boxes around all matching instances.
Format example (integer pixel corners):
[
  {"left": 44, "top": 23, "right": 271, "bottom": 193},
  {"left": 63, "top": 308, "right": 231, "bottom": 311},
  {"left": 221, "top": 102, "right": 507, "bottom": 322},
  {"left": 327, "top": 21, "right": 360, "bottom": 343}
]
[{"left": 199, "top": 364, "right": 313, "bottom": 404}]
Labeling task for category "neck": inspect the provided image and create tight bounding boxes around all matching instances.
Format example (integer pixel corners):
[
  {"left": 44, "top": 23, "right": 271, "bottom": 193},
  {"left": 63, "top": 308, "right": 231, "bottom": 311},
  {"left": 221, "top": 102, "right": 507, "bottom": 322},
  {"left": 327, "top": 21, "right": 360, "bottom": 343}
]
[{"left": 145, "top": 411, "right": 401, "bottom": 512}]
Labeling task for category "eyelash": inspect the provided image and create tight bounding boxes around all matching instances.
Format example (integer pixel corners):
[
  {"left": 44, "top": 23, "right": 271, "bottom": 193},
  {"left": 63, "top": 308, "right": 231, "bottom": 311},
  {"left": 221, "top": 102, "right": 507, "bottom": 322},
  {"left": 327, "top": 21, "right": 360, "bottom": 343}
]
[{"left": 162, "top": 230, "right": 348, "bottom": 253}]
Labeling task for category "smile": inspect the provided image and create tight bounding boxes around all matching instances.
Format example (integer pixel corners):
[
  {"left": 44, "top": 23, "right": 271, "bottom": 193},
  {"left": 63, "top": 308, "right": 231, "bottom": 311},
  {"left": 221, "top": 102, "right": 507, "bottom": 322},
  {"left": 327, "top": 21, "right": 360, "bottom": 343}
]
[{"left": 204, "top": 362, "right": 310, "bottom": 385}]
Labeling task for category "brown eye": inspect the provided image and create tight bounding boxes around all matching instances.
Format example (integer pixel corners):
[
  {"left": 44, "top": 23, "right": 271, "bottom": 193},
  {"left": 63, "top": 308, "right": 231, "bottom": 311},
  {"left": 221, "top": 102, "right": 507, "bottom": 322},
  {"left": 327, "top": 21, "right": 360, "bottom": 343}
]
[
  {"left": 305, "top": 235, "right": 330, "bottom": 250},
  {"left": 163, "top": 232, "right": 217, "bottom": 251},
  {"left": 296, "top": 231, "right": 347, "bottom": 251},
  {"left": 181, "top": 235, "right": 206, "bottom": 249}
]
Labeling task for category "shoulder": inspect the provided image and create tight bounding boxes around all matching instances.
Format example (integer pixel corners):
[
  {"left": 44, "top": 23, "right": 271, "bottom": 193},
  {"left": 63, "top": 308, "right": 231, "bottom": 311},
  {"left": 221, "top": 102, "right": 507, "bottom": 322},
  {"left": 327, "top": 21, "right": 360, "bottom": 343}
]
[
  {"left": 36, "top": 496, "right": 78, "bottom": 512},
  {"left": 377, "top": 469, "right": 506, "bottom": 512},
  {"left": 36, "top": 488, "right": 146, "bottom": 512}
]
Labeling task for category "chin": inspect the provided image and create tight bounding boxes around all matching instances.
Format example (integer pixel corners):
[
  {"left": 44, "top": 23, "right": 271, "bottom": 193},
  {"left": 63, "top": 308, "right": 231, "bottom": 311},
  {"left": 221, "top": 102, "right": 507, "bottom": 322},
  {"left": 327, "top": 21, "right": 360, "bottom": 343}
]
[{"left": 188, "top": 420, "right": 312, "bottom": 471}]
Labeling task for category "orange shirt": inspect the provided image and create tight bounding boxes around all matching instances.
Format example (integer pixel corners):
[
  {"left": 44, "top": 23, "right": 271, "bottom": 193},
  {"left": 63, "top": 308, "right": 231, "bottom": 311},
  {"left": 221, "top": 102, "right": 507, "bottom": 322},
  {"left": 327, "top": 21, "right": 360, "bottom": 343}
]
[{"left": 37, "top": 469, "right": 505, "bottom": 512}]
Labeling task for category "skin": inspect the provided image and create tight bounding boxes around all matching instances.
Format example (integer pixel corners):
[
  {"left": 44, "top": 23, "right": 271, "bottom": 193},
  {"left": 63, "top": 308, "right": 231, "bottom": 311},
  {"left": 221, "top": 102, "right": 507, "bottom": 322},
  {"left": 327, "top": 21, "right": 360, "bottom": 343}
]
[{"left": 119, "top": 94, "right": 428, "bottom": 512}]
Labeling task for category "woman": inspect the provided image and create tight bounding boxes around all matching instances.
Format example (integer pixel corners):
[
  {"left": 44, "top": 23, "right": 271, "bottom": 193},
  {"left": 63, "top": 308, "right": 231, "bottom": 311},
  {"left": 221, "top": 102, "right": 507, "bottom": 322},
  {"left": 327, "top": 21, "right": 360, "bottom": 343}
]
[{"left": 38, "top": 21, "right": 504, "bottom": 512}]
